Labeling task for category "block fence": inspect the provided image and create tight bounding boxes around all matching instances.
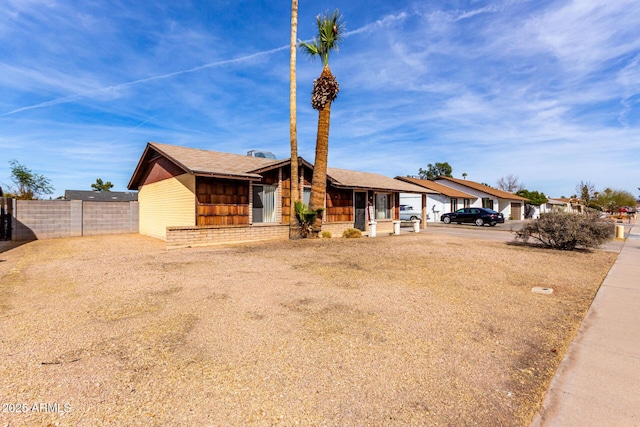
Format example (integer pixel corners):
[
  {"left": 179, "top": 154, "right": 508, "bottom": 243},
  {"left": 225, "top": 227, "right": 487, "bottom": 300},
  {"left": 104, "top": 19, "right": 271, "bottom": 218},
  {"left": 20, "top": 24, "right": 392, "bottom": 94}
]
[
  {"left": 165, "top": 220, "right": 396, "bottom": 249},
  {"left": 11, "top": 199, "right": 139, "bottom": 241}
]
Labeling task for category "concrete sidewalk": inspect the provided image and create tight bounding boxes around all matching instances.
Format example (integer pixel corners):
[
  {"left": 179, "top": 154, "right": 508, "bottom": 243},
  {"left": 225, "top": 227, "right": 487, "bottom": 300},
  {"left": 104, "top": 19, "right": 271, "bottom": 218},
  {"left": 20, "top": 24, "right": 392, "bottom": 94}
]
[{"left": 530, "top": 219, "right": 640, "bottom": 426}]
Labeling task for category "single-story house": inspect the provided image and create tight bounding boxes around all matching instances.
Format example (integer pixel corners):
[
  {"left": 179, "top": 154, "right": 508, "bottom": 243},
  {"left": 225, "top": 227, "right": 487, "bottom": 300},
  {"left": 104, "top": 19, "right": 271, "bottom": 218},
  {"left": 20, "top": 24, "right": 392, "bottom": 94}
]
[
  {"left": 532, "top": 197, "right": 569, "bottom": 218},
  {"left": 396, "top": 177, "right": 477, "bottom": 222},
  {"left": 429, "top": 177, "right": 529, "bottom": 220},
  {"left": 555, "top": 198, "right": 585, "bottom": 214},
  {"left": 127, "top": 142, "right": 428, "bottom": 247}
]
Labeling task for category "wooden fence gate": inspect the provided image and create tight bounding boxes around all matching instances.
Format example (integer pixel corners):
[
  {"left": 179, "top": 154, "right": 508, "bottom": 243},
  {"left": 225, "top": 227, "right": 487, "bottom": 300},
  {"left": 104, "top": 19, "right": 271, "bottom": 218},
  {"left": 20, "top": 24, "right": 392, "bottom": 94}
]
[{"left": 0, "top": 197, "right": 12, "bottom": 240}]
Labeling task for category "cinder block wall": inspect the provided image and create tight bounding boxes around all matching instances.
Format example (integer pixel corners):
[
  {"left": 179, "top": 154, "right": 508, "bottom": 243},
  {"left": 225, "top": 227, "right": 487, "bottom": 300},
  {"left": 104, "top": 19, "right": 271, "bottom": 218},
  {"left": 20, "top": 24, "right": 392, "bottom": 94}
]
[
  {"left": 14, "top": 200, "right": 72, "bottom": 240},
  {"left": 166, "top": 220, "right": 392, "bottom": 249},
  {"left": 166, "top": 224, "right": 289, "bottom": 249},
  {"left": 83, "top": 201, "right": 139, "bottom": 235},
  {"left": 12, "top": 200, "right": 139, "bottom": 241}
]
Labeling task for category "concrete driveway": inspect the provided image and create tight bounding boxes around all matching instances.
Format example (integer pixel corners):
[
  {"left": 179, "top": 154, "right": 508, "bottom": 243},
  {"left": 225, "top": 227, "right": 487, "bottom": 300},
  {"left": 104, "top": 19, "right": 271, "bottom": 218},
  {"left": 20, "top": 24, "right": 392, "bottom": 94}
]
[{"left": 411, "top": 220, "right": 626, "bottom": 253}]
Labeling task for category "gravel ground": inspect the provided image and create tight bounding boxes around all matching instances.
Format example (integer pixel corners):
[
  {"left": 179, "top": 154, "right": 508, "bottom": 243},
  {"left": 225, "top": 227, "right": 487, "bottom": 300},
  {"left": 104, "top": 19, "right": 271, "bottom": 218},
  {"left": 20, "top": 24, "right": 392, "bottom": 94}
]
[{"left": 0, "top": 233, "right": 616, "bottom": 426}]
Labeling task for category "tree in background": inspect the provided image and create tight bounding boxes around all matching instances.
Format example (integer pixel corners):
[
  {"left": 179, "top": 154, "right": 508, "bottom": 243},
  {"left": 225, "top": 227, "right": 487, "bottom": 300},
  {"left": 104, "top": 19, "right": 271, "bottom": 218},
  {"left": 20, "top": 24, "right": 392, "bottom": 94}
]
[
  {"left": 516, "top": 189, "right": 548, "bottom": 218},
  {"left": 595, "top": 188, "right": 635, "bottom": 213},
  {"left": 576, "top": 180, "right": 596, "bottom": 204},
  {"left": 8, "top": 159, "right": 54, "bottom": 200},
  {"left": 516, "top": 189, "right": 548, "bottom": 206},
  {"left": 299, "top": 9, "right": 344, "bottom": 236},
  {"left": 497, "top": 174, "right": 524, "bottom": 192},
  {"left": 418, "top": 162, "right": 453, "bottom": 180},
  {"left": 91, "top": 178, "right": 114, "bottom": 192}
]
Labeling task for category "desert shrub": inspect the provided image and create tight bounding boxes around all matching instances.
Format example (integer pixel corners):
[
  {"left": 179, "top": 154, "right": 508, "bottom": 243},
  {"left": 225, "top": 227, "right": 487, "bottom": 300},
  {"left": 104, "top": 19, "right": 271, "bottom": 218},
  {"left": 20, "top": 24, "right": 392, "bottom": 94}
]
[
  {"left": 342, "top": 228, "right": 362, "bottom": 238},
  {"left": 321, "top": 231, "right": 332, "bottom": 238},
  {"left": 514, "top": 211, "right": 614, "bottom": 250}
]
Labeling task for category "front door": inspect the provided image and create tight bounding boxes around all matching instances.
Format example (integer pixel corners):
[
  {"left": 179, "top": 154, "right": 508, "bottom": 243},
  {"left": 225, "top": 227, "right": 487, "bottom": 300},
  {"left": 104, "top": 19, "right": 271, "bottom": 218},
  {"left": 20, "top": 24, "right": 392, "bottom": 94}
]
[{"left": 354, "top": 192, "right": 366, "bottom": 231}]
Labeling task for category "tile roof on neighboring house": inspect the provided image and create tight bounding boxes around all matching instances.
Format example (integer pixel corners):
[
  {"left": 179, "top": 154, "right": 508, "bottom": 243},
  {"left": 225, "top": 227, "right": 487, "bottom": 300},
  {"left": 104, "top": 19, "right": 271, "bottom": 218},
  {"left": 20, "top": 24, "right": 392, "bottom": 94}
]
[
  {"left": 546, "top": 198, "right": 569, "bottom": 205},
  {"left": 557, "top": 197, "right": 584, "bottom": 204},
  {"left": 435, "top": 176, "right": 530, "bottom": 201},
  {"left": 395, "top": 176, "right": 475, "bottom": 198},
  {"left": 128, "top": 142, "right": 430, "bottom": 194},
  {"left": 65, "top": 190, "right": 138, "bottom": 202}
]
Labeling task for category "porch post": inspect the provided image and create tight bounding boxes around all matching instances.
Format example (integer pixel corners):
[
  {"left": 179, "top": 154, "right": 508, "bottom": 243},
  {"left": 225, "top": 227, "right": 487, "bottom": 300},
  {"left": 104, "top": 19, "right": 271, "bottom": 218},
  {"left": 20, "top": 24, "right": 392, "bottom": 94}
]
[{"left": 421, "top": 193, "right": 427, "bottom": 228}]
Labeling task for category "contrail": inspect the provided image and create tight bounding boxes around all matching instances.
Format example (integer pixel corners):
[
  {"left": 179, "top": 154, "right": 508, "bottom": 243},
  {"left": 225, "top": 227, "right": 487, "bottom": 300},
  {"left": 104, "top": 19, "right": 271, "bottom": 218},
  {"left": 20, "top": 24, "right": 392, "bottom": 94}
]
[
  {"left": 2, "top": 45, "right": 289, "bottom": 116},
  {"left": 2, "top": 12, "right": 411, "bottom": 116}
]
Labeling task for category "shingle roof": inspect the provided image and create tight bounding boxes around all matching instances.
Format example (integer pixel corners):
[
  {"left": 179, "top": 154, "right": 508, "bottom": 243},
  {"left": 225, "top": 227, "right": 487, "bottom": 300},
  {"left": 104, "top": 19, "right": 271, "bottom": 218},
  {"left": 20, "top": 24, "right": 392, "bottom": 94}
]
[
  {"left": 149, "top": 142, "right": 279, "bottom": 178},
  {"left": 327, "top": 168, "right": 430, "bottom": 193},
  {"left": 435, "top": 176, "right": 530, "bottom": 201},
  {"left": 395, "top": 177, "right": 476, "bottom": 198},
  {"left": 129, "top": 142, "right": 431, "bottom": 193}
]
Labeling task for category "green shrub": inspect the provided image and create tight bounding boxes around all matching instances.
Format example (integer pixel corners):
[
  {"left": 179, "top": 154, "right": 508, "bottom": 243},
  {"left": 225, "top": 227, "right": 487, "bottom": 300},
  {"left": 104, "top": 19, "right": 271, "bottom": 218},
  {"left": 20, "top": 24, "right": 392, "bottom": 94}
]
[
  {"left": 342, "top": 228, "right": 362, "bottom": 238},
  {"left": 321, "top": 231, "right": 332, "bottom": 238},
  {"left": 294, "top": 201, "right": 324, "bottom": 238},
  {"left": 514, "top": 211, "right": 614, "bottom": 250}
]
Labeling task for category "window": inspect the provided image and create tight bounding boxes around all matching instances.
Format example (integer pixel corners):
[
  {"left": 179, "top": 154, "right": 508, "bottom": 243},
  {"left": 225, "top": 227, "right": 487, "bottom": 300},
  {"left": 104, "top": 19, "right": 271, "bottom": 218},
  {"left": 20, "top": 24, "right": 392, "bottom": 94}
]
[
  {"left": 463, "top": 198, "right": 471, "bottom": 208},
  {"left": 303, "top": 188, "right": 311, "bottom": 206},
  {"left": 450, "top": 198, "right": 458, "bottom": 212},
  {"left": 375, "top": 193, "right": 391, "bottom": 219},
  {"left": 482, "top": 198, "right": 494, "bottom": 209},
  {"left": 252, "top": 185, "right": 277, "bottom": 223}
]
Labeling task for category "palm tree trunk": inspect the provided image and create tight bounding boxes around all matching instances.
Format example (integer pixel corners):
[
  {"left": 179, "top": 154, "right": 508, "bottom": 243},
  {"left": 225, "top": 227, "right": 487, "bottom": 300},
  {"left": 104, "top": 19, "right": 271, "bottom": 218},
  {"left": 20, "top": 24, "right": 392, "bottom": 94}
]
[
  {"left": 308, "top": 70, "right": 333, "bottom": 235},
  {"left": 288, "top": 0, "right": 301, "bottom": 239}
]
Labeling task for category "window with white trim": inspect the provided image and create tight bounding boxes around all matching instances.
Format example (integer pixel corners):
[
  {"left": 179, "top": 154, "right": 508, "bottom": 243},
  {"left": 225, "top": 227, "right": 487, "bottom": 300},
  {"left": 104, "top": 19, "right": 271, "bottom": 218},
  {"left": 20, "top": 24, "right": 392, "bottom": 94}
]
[{"left": 375, "top": 193, "right": 392, "bottom": 219}]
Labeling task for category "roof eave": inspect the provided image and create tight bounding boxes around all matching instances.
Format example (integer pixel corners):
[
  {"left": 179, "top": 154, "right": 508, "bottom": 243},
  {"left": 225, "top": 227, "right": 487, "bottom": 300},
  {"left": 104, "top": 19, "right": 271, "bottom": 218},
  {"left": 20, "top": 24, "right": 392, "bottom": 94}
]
[{"left": 128, "top": 142, "right": 192, "bottom": 190}]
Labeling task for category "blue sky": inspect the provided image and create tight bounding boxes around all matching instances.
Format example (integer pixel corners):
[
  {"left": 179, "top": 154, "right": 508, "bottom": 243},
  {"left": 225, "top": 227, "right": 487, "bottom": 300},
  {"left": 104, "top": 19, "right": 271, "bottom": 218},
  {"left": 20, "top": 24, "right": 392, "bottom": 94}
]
[{"left": 1, "top": 0, "right": 639, "bottom": 199}]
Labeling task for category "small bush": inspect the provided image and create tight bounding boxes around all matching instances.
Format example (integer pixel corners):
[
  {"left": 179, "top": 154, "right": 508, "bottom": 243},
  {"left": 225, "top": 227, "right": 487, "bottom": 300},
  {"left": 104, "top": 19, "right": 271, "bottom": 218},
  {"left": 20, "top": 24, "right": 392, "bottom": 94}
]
[
  {"left": 342, "top": 228, "right": 362, "bottom": 238},
  {"left": 321, "top": 231, "right": 332, "bottom": 238},
  {"left": 514, "top": 211, "right": 614, "bottom": 250}
]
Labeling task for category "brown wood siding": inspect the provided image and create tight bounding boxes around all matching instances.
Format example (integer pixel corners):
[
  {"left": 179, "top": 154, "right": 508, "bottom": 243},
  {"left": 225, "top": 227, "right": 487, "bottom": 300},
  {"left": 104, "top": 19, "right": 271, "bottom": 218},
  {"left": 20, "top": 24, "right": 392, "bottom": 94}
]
[
  {"left": 261, "top": 170, "right": 279, "bottom": 185},
  {"left": 196, "top": 177, "right": 249, "bottom": 226},
  {"left": 326, "top": 188, "right": 354, "bottom": 223},
  {"left": 281, "top": 170, "right": 291, "bottom": 224},
  {"left": 141, "top": 157, "right": 186, "bottom": 186}
]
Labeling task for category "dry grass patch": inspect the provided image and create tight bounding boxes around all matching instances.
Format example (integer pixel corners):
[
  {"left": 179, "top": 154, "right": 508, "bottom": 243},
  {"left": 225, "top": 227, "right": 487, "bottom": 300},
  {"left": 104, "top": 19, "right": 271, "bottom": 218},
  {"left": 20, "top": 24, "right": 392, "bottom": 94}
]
[{"left": 0, "top": 233, "right": 615, "bottom": 426}]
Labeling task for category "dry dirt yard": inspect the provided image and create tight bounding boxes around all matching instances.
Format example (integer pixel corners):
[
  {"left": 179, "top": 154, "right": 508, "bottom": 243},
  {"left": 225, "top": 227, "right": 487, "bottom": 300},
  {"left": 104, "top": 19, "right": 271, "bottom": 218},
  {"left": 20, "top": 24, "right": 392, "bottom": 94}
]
[{"left": 0, "top": 233, "right": 617, "bottom": 426}]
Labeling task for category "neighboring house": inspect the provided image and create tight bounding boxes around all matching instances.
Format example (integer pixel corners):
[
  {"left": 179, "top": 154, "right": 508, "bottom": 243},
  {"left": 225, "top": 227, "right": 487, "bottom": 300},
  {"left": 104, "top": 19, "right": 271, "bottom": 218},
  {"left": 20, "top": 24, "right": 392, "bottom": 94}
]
[
  {"left": 127, "top": 142, "right": 428, "bottom": 246},
  {"left": 556, "top": 198, "right": 585, "bottom": 214},
  {"left": 536, "top": 198, "right": 571, "bottom": 218},
  {"left": 396, "top": 177, "right": 477, "bottom": 222},
  {"left": 430, "top": 177, "right": 529, "bottom": 220},
  {"left": 64, "top": 190, "right": 138, "bottom": 202}
]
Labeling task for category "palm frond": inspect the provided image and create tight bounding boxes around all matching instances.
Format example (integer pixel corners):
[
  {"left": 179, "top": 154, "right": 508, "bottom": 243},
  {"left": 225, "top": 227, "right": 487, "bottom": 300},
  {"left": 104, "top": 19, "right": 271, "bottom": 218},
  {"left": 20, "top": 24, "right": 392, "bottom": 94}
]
[{"left": 299, "top": 9, "right": 345, "bottom": 66}]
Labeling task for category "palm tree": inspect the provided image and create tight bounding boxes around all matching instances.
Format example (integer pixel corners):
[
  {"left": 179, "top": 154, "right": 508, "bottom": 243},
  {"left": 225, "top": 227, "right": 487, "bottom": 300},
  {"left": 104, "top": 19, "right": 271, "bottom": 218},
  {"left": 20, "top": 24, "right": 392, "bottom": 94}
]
[
  {"left": 289, "top": 0, "right": 301, "bottom": 239},
  {"left": 299, "top": 9, "right": 344, "bottom": 236}
]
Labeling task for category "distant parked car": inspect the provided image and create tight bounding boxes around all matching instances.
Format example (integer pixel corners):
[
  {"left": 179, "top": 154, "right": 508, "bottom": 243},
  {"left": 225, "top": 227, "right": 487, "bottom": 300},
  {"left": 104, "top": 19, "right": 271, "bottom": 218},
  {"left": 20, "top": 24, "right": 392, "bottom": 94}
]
[
  {"left": 440, "top": 207, "right": 504, "bottom": 226},
  {"left": 399, "top": 205, "right": 421, "bottom": 221}
]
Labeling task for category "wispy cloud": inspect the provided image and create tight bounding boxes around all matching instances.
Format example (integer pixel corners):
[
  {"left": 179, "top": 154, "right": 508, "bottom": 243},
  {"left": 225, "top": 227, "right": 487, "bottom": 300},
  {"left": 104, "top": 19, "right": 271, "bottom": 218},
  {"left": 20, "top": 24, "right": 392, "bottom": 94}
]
[{"left": 1, "top": 0, "right": 639, "bottom": 196}]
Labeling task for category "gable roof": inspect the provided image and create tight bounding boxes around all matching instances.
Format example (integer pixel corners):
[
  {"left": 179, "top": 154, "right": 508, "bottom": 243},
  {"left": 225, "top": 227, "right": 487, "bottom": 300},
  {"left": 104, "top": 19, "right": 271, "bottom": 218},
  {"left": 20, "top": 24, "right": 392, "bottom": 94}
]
[
  {"left": 128, "top": 142, "right": 430, "bottom": 193},
  {"left": 434, "top": 176, "right": 529, "bottom": 201},
  {"left": 129, "top": 142, "right": 281, "bottom": 188},
  {"left": 395, "top": 176, "right": 475, "bottom": 198}
]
